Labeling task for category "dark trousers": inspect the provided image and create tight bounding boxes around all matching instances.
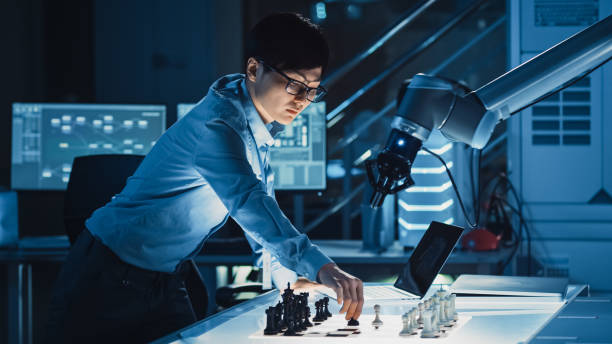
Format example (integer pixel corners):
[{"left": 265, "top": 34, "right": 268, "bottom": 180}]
[{"left": 46, "top": 230, "right": 201, "bottom": 343}]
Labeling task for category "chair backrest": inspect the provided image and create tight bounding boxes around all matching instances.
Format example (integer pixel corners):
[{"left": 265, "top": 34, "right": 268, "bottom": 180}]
[{"left": 64, "top": 154, "right": 144, "bottom": 245}]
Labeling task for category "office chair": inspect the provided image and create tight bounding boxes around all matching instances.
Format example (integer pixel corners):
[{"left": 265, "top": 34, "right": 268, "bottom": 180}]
[{"left": 63, "top": 154, "right": 208, "bottom": 320}]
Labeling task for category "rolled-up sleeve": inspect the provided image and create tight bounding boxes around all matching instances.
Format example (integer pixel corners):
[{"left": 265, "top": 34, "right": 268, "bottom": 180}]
[{"left": 193, "top": 118, "right": 332, "bottom": 281}]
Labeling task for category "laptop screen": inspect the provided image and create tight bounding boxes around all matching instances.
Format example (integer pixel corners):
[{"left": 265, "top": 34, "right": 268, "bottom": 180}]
[{"left": 394, "top": 221, "right": 464, "bottom": 297}]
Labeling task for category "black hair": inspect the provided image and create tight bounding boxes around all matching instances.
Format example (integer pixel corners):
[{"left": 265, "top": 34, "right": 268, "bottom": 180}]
[{"left": 246, "top": 13, "right": 329, "bottom": 74}]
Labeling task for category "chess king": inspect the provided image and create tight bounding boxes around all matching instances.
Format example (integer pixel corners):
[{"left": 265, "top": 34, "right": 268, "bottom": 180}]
[{"left": 45, "top": 12, "right": 363, "bottom": 343}]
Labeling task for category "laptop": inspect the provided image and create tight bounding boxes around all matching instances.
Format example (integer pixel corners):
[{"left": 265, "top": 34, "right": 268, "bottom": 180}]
[
  {"left": 450, "top": 274, "right": 568, "bottom": 297},
  {"left": 319, "top": 221, "right": 464, "bottom": 301}
]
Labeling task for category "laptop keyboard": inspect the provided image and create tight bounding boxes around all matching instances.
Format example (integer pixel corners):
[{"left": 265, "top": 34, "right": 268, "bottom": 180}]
[{"left": 363, "top": 285, "right": 418, "bottom": 300}]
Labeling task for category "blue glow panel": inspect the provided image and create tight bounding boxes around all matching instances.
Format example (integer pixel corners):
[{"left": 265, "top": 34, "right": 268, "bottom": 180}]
[
  {"left": 11, "top": 103, "right": 166, "bottom": 190},
  {"left": 177, "top": 102, "right": 326, "bottom": 190}
]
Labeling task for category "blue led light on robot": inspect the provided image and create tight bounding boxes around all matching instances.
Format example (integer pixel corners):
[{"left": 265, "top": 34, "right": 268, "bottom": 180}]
[
  {"left": 397, "top": 139, "right": 405, "bottom": 146},
  {"left": 316, "top": 2, "right": 327, "bottom": 19},
  {"left": 411, "top": 161, "right": 453, "bottom": 174},
  {"left": 405, "top": 181, "right": 452, "bottom": 193},
  {"left": 398, "top": 217, "right": 454, "bottom": 231},
  {"left": 398, "top": 199, "right": 454, "bottom": 212}
]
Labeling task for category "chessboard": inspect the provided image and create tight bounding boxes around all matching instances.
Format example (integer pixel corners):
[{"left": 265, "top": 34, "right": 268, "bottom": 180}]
[
  {"left": 249, "top": 313, "right": 471, "bottom": 341},
  {"left": 249, "top": 283, "right": 471, "bottom": 341}
]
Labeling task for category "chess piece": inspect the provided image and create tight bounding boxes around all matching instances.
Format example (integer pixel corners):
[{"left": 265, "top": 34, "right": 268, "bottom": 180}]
[
  {"left": 399, "top": 312, "right": 413, "bottom": 336},
  {"left": 283, "top": 317, "right": 298, "bottom": 336},
  {"left": 417, "top": 302, "right": 425, "bottom": 326},
  {"left": 442, "top": 298, "right": 453, "bottom": 327},
  {"left": 275, "top": 302, "right": 285, "bottom": 330},
  {"left": 410, "top": 309, "right": 419, "bottom": 332},
  {"left": 303, "top": 296, "right": 313, "bottom": 327},
  {"left": 313, "top": 300, "right": 324, "bottom": 322},
  {"left": 420, "top": 309, "right": 436, "bottom": 338},
  {"left": 264, "top": 306, "right": 278, "bottom": 335},
  {"left": 347, "top": 318, "right": 359, "bottom": 326},
  {"left": 432, "top": 304, "right": 440, "bottom": 334},
  {"left": 439, "top": 297, "right": 447, "bottom": 325},
  {"left": 372, "top": 304, "right": 383, "bottom": 329},
  {"left": 323, "top": 297, "right": 332, "bottom": 318},
  {"left": 450, "top": 294, "right": 459, "bottom": 321}
]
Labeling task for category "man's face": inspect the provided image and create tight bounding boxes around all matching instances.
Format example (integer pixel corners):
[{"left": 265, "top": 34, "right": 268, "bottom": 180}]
[{"left": 247, "top": 58, "right": 322, "bottom": 125}]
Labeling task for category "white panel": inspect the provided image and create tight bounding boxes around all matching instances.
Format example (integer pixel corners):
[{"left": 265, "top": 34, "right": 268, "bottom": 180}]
[
  {"left": 520, "top": 53, "right": 602, "bottom": 203},
  {"left": 520, "top": 0, "right": 600, "bottom": 52},
  {"left": 524, "top": 221, "right": 612, "bottom": 240},
  {"left": 529, "top": 240, "right": 612, "bottom": 291}
]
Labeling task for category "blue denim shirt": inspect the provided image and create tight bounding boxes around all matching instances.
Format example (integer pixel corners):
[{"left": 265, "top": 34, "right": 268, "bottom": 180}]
[{"left": 86, "top": 74, "right": 332, "bottom": 285}]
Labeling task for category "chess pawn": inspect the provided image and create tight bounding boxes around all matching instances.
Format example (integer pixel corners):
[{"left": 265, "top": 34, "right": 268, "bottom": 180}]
[
  {"left": 450, "top": 294, "right": 459, "bottom": 321},
  {"left": 423, "top": 299, "right": 430, "bottom": 310},
  {"left": 323, "top": 297, "right": 332, "bottom": 318},
  {"left": 420, "top": 309, "right": 436, "bottom": 338},
  {"left": 372, "top": 304, "right": 383, "bottom": 329},
  {"left": 399, "top": 312, "right": 412, "bottom": 337},
  {"left": 313, "top": 300, "right": 323, "bottom": 322},
  {"left": 417, "top": 302, "right": 425, "bottom": 325}
]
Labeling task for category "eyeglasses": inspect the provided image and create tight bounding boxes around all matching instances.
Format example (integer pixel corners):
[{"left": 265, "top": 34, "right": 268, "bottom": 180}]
[{"left": 258, "top": 60, "right": 327, "bottom": 103}]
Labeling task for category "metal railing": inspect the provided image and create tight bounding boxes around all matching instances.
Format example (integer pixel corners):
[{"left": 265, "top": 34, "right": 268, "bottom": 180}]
[
  {"left": 322, "top": 0, "right": 438, "bottom": 88},
  {"left": 326, "top": 0, "right": 490, "bottom": 126},
  {"left": 303, "top": 0, "right": 504, "bottom": 235}
]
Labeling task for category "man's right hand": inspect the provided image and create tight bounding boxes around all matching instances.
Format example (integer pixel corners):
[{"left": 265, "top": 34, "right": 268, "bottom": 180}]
[{"left": 317, "top": 263, "right": 364, "bottom": 320}]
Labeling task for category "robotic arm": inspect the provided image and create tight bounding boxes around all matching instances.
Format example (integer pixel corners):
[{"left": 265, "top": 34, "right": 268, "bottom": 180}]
[{"left": 367, "top": 14, "right": 612, "bottom": 208}]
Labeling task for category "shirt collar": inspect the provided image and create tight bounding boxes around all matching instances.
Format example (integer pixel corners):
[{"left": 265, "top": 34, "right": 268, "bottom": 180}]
[{"left": 240, "top": 79, "right": 284, "bottom": 147}]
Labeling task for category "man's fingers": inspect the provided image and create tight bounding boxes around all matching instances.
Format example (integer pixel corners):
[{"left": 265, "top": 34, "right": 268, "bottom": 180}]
[
  {"left": 353, "top": 282, "right": 365, "bottom": 319},
  {"left": 338, "top": 281, "right": 352, "bottom": 314},
  {"left": 345, "top": 281, "right": 359, "bottom": 320},
  {"left": 334, "top": 284, "right": 344, "bottom": 305}
]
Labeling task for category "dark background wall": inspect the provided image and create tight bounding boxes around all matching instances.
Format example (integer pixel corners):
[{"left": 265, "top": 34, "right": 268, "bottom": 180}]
[{"left": 1, "top": 0, "right": 243, "bottom": 237}]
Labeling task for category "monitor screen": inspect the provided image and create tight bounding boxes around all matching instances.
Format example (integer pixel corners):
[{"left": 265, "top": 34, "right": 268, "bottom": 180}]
[
  {"left": 11, "top": 103, "right": 166, "bottom": 190},
  {"left": 177, "top": 102, "right": 326, "bottom": 190}
]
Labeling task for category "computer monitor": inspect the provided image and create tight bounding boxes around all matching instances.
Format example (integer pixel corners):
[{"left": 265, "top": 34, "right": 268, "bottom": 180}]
[
  {"left": 11, "top": 103, "right": 166, "bottom": 190},
  {"left": 177, "top": 102, "right": 326, "bottom": 190}
]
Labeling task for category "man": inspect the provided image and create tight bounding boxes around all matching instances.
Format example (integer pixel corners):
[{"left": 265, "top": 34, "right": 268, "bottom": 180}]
[{"left": 46, "top": 12, "right": 363, "bottom": 343}]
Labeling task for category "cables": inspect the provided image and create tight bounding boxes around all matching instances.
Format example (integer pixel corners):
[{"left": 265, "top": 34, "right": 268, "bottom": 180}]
[{"left": 421, "top": 146, "right": 479, "bottom": 229}]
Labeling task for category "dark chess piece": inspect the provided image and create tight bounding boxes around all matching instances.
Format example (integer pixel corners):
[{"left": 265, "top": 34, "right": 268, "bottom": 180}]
[
  {"left": 348, "top": 318, "right": 359, "bottom": 326},
  {"left": 313, "top": 300, "right": 324, "bottom": 322},
  {"left": 303, "top": 296, "right": 313, "bottom": 327},
  {"left": 283, "top": 315, "right": 298, "bottom": 336},
  {"left": 323, "top": 297, "right": 332, "bottom": 318},
  {"left": 275, "top": 302, "right": 285, "bottom": 330},
  {"left": 282, "top": 282, "right": 294, "bottom": 300},
  {"left": 264, "top": 306, "right": 278, "bottom": 335}
]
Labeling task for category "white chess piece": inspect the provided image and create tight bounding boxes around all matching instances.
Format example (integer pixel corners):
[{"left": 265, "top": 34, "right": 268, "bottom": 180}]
[
  {"left": 372, "top": 304, "right": 383, "bottom": 328},
  {"left": 410, "top": 309, "right": 419, "bottom": 332},
  {"left": 432, "top": 304, "right": 440, "bottom": 334},
  {"left": 439, "top": 297, "right": 447, "bottom": 324},
  {"left": 420, "top": 309, "right": 436, "bottom": 338},
  {"left": 399, "top": 312, "right": 412, "bottom": 336},
  {"left": 450, "top": 294, "right": 459, "bottom": 321},
  {"left": 417, "top": 302, "right": 424, "bottom": 325},
  {"left": 442, "top": 297, "right": 454, "bottom": 327}
]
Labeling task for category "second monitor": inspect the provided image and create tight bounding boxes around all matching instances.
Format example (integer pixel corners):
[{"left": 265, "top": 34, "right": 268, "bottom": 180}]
[{"left": 177, "top": 102, "right": 326, "bottom": 190}]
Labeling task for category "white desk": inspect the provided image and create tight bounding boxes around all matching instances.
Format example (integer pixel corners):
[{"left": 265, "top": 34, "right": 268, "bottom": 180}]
[{"left": 152, "top": 283, "right": 588, "bottom": 344}]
